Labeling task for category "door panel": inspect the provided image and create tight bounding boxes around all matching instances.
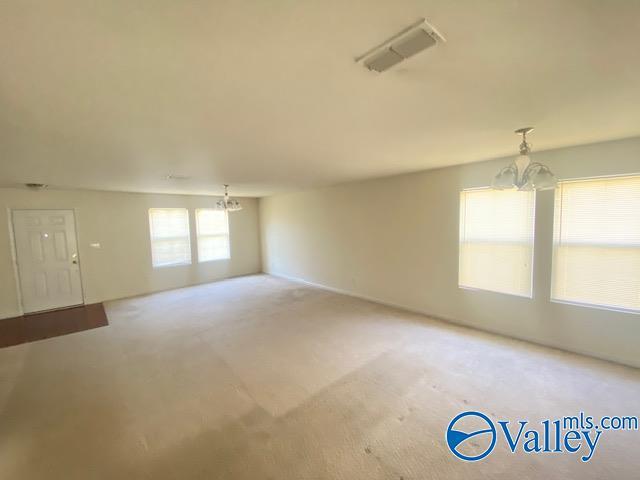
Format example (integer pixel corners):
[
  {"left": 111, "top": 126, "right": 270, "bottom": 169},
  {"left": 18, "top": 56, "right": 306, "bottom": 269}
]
[
  {"left": 12, "top": 210, "right": 84, "bottom": 313},
  {"left": 29, "top": 232, "right": 45, "bottom": 261},
  {"left": 54, "top": 231, "right": 68, "bottom": 260}
]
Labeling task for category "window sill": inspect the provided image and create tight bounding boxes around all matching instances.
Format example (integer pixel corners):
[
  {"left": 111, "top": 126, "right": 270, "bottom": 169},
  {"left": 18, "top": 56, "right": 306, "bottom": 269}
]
[
  {"left": 152, "top": 262, "right": 192, "bottom": 269},
  {"left": 198, "top": 257, "right": 231, "bottom": 264},
  {"left": 550, "top": 298, "right": 639, "bottom": 315},
  {"left": 458, "top": 284, "right": 533, "bottom": 299}
]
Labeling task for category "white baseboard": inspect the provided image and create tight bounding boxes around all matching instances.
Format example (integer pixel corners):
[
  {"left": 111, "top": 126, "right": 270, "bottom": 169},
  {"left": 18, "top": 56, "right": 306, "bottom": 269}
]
[
  {"left": 0, "top": 310, "right": 21, "bottom": 321},
  {"left": 266, "top": 271, "right": 638, "bottom": 369},
  {"left": 268, "top": 271, "right": 441, "bottom": 320}
]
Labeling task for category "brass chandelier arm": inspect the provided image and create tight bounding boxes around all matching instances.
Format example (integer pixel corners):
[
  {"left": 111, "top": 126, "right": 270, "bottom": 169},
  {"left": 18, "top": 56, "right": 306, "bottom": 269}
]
[{"left": 497, "top": 164, "right": 517, "bottom": 175}]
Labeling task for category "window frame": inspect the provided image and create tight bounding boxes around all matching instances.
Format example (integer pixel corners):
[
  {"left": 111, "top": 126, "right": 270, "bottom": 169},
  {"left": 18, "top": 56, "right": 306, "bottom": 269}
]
[
  {"left": 195, "top": 208, "right": 231, "bottom": 263},
  {"left": 148, "top": 208, "right": 192, "bottom": 268},
  {"left": 458, "top": 186, "right": 537, "bottom": 298},
  {"left": 550, "top": 173, "right": 640, "bottom": 315}
]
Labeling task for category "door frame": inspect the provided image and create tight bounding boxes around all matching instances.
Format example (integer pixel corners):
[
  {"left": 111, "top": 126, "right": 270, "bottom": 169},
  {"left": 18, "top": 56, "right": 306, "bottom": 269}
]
[{"left": 9, "top": 208, "right": 86, "bottom": 315}]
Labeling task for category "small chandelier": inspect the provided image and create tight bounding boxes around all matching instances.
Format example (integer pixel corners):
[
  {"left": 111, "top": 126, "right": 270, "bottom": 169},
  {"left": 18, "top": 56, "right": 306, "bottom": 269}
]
[
  {"left": 216, "top": 184, "right": 242, "bottom": 212},
  {"left": 492, "top": 127, "right": 557, "bottom": 191}
]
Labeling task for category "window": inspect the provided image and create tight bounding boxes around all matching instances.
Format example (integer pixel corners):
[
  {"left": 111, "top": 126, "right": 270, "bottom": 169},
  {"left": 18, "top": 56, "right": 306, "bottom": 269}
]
[
  {"left": 148, "top": 208, "right": 191, "bottom": 267},
  {"left": 459, "top": 188, "right": 536, "bottom": 297},
  {"left": 196, "top": 209, "right": 230, "bottom": 262},
  {"left": 551, "top": 175, "right": 640, "bottom": 313}
]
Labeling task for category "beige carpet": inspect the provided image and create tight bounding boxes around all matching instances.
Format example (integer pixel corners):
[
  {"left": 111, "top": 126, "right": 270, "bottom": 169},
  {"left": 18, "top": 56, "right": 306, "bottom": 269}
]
[{"left": 0, "top": 274, "right": 638, "bottom": 479}]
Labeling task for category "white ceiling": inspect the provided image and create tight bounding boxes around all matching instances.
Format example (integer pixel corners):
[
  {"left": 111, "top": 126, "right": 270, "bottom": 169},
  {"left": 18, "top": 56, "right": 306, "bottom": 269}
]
[{"left": 1, "top": 0, "right": 639, "bottom": 197}]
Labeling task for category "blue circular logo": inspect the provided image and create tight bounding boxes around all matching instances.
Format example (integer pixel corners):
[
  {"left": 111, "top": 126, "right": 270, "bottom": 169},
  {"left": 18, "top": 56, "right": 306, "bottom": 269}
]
[{"left": 446, "top": 411, "right": 496, "bottom": 461}]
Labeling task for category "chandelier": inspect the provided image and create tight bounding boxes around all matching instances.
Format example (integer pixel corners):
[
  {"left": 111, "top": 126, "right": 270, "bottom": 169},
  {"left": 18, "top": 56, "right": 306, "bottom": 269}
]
[
  {"left": 216, "top": 184, "right": 242, "bottom": 212},
  {"left": 492, "top": 127, "right": 557, "bottom": 191}
]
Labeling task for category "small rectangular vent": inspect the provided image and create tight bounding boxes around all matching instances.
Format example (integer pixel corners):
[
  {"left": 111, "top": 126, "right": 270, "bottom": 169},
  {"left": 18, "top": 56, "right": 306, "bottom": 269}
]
[
  {"left": 364, "top": 49, "right": 404, "bottom": 73},
  {"left": 357, "top": 19, "right": 445, "bottom": 73},
  {"left": 391, "top": 29, "right": 437, "bottom": 59}
]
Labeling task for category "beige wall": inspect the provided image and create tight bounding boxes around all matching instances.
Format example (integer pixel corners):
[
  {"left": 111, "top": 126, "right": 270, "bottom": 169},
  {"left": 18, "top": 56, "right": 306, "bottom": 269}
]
[
  {"left": 0, "top": 188, "right": 261, "bottom": 319},
  {"left": 260, "top": 137, "right": 640, "bottom": 368}
]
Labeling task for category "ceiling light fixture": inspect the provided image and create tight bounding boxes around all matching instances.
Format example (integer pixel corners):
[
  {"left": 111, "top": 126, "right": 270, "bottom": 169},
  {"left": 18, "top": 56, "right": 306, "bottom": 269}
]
[
  {"left": 216, "top": 184, "right": 242, "bottom": 212},
  {"left": 492, "top": 128, "right": 557, "bottom": 191}
]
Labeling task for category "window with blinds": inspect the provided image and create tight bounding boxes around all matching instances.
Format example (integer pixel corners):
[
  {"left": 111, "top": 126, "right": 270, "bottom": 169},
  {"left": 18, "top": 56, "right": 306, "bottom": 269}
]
[
  {"left": 196, "top": 209, "right": 230, "bottom": 262},
  {"left": 459, "top": 188, "right": 536, "bottom": 297},
  {"left": 551, "top": 175, "right": 640, "bottom": 313},
  {"left": 148, "top": 208, "right": 192, "bottom": 267}
]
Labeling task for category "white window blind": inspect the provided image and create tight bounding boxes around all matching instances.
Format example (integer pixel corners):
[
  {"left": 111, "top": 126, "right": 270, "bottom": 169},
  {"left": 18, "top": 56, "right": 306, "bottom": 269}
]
[
  {"left": 196, "top": 209, "right": 230, "bottom": 262},
  {"left": 551, "top": 175, "right": 640, "bottom": 312},
  {"left": 459, "top": 188, "right": 536, "bottom": 297},
  {"left": 148, "top": 208, "right": 191, "bottom": 267}
]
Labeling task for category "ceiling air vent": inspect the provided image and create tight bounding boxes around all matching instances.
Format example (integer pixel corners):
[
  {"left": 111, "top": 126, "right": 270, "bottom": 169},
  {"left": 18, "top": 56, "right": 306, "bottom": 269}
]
[
  {"left": 356, "top": 18, "right": 445, "bottom": 73},
  {"left": 25, "top": 183, "right": 48, "bottom": 190}
]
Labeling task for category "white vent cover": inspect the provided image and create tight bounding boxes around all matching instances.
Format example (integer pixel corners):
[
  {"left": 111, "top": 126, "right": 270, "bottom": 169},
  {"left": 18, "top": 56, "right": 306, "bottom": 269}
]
[{"left": 356, "top": 19, "right": 445, "bottom": 73}]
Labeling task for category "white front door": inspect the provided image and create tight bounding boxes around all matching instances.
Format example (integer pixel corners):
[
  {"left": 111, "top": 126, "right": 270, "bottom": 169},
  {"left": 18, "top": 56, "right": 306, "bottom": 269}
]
[{"left": 12, "top": 210, "right": 84, "bottom": 313}]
